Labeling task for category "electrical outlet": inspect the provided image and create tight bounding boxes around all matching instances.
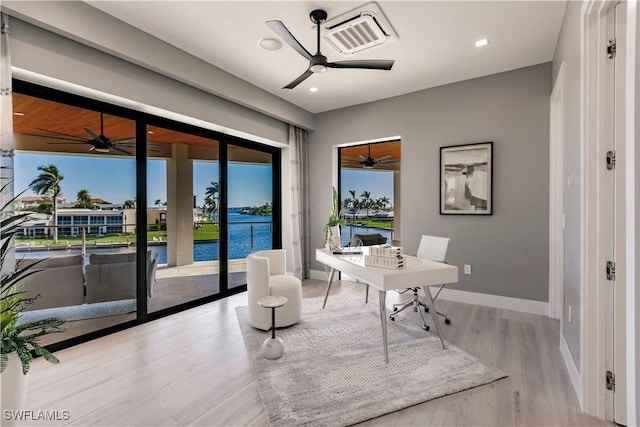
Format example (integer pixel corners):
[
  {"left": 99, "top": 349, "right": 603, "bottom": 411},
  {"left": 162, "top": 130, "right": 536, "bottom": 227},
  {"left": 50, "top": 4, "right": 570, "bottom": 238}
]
[
  {"left": 464, "top": 264, "right": 472, "bottom": 275},
  {"left": 568, "top": 305, "right": 573, "bottom": 323}
]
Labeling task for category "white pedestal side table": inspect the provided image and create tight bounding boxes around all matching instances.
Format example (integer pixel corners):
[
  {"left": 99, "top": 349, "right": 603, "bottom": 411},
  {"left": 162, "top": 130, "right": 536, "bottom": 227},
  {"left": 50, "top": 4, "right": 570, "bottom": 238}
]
[{"left": 257, "top": 295, "right": 288, "bottom": 360}]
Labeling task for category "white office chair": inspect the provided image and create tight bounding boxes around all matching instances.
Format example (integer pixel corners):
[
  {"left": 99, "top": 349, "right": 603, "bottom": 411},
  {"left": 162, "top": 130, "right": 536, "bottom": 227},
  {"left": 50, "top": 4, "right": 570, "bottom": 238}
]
[{"left": 389, "top": 235, "right": 451, "bottom": 331}]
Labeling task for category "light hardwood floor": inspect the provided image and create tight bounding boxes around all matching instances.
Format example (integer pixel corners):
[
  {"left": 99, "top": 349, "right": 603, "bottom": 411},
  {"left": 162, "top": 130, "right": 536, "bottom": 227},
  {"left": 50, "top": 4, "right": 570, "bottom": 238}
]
[{"left": 20, "top": 279, "right": 610, "bottom": 427}]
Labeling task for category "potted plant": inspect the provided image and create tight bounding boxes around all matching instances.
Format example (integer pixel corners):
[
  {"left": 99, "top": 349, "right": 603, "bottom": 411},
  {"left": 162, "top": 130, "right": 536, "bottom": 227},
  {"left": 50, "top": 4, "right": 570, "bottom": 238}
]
[
  {"left": 1, "top": 186, "right": 65, "bottom": 426},
  {"left": 322, "top": 187, "right": 345, "bottom": 250}
]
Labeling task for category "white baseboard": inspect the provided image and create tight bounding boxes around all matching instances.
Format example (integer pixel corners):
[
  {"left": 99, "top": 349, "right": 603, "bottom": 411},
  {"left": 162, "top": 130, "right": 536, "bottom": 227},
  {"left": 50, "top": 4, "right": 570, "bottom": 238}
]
[
  {"left": 429, "top": 287, "right": 549, "bottom": 316},
  {"left": 308, "top": 269, "right": 548, "bottom": 316},
  {"left": 560, "top": 332, "right": 584, "bottom": 411}
]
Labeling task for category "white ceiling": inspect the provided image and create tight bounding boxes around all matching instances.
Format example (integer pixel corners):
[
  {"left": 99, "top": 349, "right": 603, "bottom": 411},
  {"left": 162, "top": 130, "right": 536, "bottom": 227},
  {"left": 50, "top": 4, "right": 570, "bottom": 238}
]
[{"left": 86, "top": 1, "right": 567, "bottom": 114}]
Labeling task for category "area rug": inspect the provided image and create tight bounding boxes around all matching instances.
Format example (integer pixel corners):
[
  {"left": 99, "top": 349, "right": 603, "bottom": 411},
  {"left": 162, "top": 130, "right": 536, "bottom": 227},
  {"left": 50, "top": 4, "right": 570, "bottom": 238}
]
[{"left": 236, "top": 296, "right": 506, "bottom": 426}]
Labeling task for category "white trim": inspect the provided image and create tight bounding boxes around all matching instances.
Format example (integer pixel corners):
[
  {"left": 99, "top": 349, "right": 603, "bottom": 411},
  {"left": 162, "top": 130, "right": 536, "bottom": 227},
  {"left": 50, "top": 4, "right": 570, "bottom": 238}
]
[
  {"left": 624, "top": 1, "right": 638, "bottom": 425},
  {"left": 561, "top": 331, "right": 585, "bottom": 411},
  {"left": 428, "top": 288, "right": 549, "bottom": 317},
  {"left": 549, "top": 62, "right": 566, "bottom": 320}
]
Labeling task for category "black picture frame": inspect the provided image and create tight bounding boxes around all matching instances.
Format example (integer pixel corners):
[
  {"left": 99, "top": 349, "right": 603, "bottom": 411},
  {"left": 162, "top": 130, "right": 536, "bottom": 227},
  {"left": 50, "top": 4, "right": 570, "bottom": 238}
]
[{"left": 440, "top": 141, "right": 493, "bottom": 215}]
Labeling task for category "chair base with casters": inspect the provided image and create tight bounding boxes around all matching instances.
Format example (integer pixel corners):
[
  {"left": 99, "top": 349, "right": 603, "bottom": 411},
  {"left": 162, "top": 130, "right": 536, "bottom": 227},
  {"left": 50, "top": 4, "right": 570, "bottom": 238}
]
[
  {"left": 389, "top": 235, "right": 453, "bottom": 331},
  {"left": 389, "top": 286, "right": 452, "bottom": 330},
  {"left": 389, "top": 287, "right": 431, "bottom": 331}
]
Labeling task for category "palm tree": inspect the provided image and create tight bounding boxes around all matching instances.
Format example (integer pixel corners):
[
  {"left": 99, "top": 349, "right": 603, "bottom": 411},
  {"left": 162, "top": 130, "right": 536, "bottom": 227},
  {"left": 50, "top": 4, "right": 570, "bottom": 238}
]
[
  {"left": 377, "top": 196, "right": 390, "bottom": 210},
  {"left": 205, "top": 181, "right": 220, "bottom": 223},
  {"left": 348, "top": 190, "right": 357, "bottom": 219},
  {"left": 359, "top": 190, "right": 372, "bottom": 219},
  {"left": 123, "top": 199, "right": 135, "bottom": 209},
  {"left": 203, "top": 195, "right": 217, "bottom": 220},
  {"left": 29, "top": 164, "right": 63, "bottom": 243},
  {"left": 75, "top": 188, "right": 92, "bottom": 208}
]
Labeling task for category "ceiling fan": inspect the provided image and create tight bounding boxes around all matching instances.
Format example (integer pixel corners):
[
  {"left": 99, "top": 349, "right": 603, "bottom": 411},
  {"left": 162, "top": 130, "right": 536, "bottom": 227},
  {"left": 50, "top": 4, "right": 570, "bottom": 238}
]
[
  {"left": 26, "top": 112, "right": 136, "bottom": 155},
  {"left": 267, "top": 9, "right": 394, "bottom": 89},
  {"left": 342, "top": 144, "right": 397, "bottom": 169}
]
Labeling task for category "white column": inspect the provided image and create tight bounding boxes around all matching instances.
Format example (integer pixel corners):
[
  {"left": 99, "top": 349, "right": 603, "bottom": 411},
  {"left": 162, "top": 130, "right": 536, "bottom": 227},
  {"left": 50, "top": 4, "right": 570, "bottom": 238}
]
[{"left": 167, "top": 143, "right": 194, "bottom": 267}]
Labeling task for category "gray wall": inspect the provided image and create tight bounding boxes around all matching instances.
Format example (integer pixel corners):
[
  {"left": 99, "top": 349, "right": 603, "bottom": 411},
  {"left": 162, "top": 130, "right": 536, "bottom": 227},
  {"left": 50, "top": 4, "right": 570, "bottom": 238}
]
[
  {"left": 310, "top": 63, "right": 551, "bottom": 302},
  {"left": 551, "top": 1, "right": 582, "bottom": 369}
]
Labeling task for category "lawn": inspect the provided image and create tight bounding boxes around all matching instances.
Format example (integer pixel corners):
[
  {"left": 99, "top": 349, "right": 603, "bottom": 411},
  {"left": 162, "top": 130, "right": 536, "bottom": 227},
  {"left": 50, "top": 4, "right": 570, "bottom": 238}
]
[
  {"left": 343, "top": 219, "right": 394, "bottom": 230},
  {"left": 16, "top": 224, "right": 220, "bottom": 246}
]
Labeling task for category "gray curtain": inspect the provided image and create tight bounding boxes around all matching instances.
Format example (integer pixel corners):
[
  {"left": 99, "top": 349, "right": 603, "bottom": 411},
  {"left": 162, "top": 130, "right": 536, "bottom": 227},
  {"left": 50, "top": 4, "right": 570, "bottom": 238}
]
[{"left": 289, "top": 125, "right": 310, "bottom": 279}]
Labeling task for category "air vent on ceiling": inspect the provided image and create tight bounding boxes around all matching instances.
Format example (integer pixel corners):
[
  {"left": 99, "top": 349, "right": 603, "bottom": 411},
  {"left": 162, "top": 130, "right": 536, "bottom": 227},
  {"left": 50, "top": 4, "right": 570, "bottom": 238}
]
[{"left": 323, "top": 2, "right": 398, "bottom": 55}]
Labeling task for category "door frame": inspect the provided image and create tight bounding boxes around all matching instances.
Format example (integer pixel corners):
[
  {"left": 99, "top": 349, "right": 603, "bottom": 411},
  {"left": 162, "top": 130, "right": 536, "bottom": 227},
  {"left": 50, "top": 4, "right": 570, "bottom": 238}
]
[
  {"left": 580, "top": 1, "right": 635, "bottom": 424},
  {"left": 549, "top": 62, "right": 565, "bottom": 321}
]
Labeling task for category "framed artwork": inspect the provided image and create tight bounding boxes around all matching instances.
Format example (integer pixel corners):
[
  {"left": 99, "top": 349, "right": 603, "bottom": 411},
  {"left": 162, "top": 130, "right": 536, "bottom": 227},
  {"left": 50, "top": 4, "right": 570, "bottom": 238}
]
[{"left": 440, "top": 142, "right": 493, "bottom": 215}]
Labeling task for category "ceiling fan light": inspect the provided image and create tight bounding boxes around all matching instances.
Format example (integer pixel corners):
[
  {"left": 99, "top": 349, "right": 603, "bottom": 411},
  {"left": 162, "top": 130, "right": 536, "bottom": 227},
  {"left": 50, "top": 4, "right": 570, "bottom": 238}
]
[
  {"left": 310, "top": 64, "right": 327, "bottom": 73},
  {"left": 94, "top": 148, "right": 110, "bottom": 153}
]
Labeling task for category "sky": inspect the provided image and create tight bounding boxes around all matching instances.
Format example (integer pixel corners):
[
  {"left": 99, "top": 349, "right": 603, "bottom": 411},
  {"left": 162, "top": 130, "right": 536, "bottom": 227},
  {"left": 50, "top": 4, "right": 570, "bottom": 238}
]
[
  {"left": 341, "top": 169, "right": 394, "bottom": 207},
  {"left": 14, "top": 152, "right": 391, "bottom": 209},
  {"left": 15, "top": 153, "right": 272, "bottom": 208}
]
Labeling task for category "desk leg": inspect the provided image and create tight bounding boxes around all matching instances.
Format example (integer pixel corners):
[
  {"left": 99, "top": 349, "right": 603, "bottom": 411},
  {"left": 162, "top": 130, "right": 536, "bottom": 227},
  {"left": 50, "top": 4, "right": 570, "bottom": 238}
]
[
  {"left": 423, "top": 285, "right": 446, "bottom": 350},
  {"left": 322, "top": 268, "right": 336, "bottom": 309},
  {"left": 378, "top": 290, "right": 389, "bottom": 363}
]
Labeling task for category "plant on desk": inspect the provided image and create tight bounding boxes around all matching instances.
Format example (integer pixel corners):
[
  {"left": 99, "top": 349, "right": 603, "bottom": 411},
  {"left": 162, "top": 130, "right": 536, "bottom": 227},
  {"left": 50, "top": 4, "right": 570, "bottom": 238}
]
[{"left": 322, "top": 187, "right": 344, "bottom": 251}]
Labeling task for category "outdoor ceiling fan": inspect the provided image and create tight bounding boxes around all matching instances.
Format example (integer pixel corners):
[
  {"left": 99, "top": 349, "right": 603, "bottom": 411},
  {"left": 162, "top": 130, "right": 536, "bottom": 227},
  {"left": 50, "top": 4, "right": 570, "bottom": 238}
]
[
  {"left": 26, "top": 112, "right": 136, "bottom": 155},
  {"left": 267, "top": 9, "right": 394, "bottom": 89},
  {"left": 342, "top": 144, "right": 397, "bottom": 169}
]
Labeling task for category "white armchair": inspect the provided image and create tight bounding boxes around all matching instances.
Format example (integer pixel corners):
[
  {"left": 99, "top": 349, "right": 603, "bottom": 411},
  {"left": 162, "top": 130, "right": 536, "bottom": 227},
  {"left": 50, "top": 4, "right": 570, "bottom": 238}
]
[{"left": 247, "top": 249, "right": 302, "bottom": 331}]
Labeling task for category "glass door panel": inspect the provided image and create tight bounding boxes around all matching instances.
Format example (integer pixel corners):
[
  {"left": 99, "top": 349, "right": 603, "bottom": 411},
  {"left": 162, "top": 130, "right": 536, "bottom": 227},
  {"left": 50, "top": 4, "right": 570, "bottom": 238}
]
[
  {"left": 146, "top": 125, "right": 220, "bottom": 312},
  {"left": 227, "top": 144, "right": 274, "bottom": 289},
  {"left": 12, "top": 94, "right": 138, "bottom": 345}
]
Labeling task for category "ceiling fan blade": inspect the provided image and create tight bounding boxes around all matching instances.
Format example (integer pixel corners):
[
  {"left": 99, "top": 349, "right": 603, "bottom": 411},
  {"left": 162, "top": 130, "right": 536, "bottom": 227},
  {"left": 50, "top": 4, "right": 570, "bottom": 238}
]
[
  {"left": 266, "top": 20, "right": 312, "bottom": 60},
  {"left": 284, "top": 69, "right": 313, "bottom": 89},
  {"left": 111, "top": 137, "right": 136, "bottom": 144},
  {"left": 85, "top": 128, "right": 101, "bottom": 141},
  {"left": 112, "top": 146, "right": 132, "bottom": 155},
  {"left": 24, "top": 133, "right": 87, "bottom": 142},
  {"left": 358, "top": 155, "right": 368, "bottom": 161},
  {"left": 327, "top": 60, "right": 394, "bottom": 70},
  {"left": 44, "top": 141, "right": 88, "bottom": 145},
  {"left": 32, "top": 128, "right": 87, "bottom": 140},
  {"left": 375, "top": 155, "right": 393, "bottom": 162}
]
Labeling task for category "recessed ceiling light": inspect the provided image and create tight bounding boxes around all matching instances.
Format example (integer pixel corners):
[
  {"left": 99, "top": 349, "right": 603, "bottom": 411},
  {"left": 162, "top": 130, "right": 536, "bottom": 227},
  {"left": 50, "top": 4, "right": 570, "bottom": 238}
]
[
  {"left": 475, "top": 38, "right": 489, "bottom": 48},
  {"left": 13, "top": 112, "right": 24, "bottom": 116},
  {"left": 148, "top": 131, "right": 154, "bottom": 134},
  {"left": 309, "top": 87, "right": 319, "bottom": 93},
  {"left": 258, "top": 37, "right": 282, "bottom": 51}
]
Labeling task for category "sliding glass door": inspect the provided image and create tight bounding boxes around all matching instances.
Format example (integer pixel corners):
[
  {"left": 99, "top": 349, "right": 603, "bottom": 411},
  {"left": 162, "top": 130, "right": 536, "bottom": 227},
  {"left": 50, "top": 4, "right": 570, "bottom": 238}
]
[
  {"left": 227, "top": 143, "right": 279, "bottom": 289},
  {"left": 145, "top": 124, "right": 221, "bottom": 313},
  {"left": 12, "top": 80, "right": 281, "bottom": 350}
]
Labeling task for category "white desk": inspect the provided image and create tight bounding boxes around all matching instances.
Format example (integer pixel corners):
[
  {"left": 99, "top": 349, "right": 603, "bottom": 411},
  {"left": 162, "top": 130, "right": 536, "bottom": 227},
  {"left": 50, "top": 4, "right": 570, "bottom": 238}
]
[{"left": 315, "top": 248, "right": 458, "bottom": 363}]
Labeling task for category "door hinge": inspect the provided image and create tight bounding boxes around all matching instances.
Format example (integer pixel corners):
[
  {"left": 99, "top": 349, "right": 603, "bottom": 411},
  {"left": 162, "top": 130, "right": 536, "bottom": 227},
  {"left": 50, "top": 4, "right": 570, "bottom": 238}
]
[
  {"left": 606, "top": 261, "right": 616, "bottom": 281},
  {"left": 606, "top": 370, "right": 615, "bottom": 391},
  {"left": 606, "top": 150, "right": 616, "bottom": 170},
  {"left": 607, "top": 39, "right": 617, "bottom": 58}
]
